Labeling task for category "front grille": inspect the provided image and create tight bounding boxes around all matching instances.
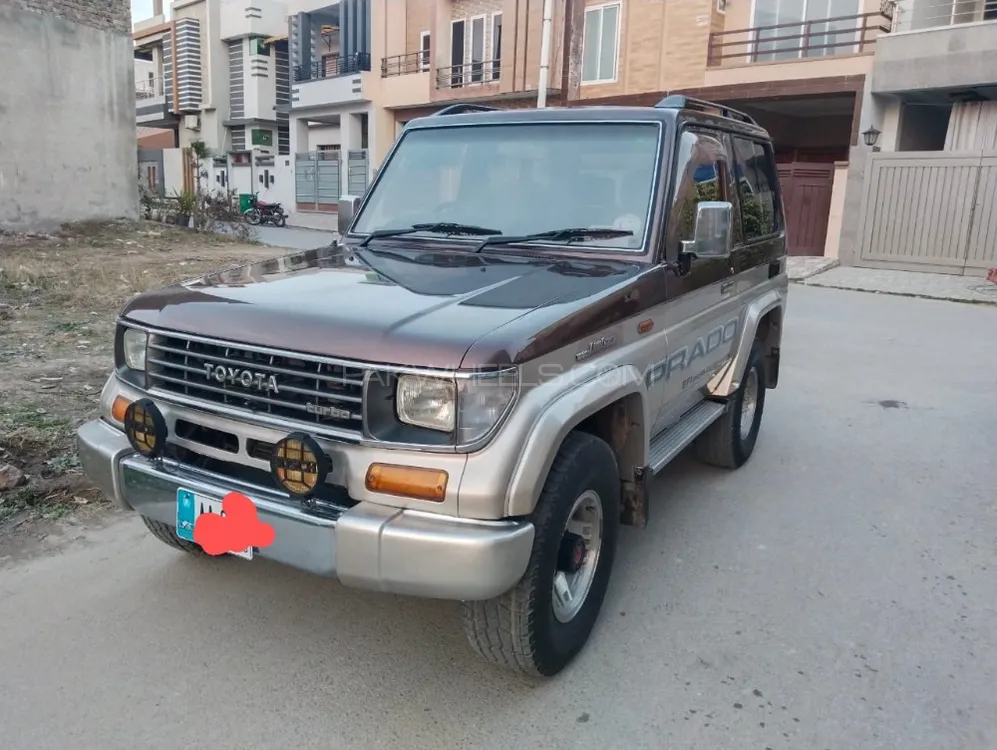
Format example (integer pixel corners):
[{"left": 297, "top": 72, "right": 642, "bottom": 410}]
[{"left": 146, "top": 332, "right": 366, "bottom": 434}]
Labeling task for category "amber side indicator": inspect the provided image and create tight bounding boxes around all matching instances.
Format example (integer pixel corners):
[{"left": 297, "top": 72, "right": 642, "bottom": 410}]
[
  {"left": 365, "top": 464, "right": 448, "bottom": 502},
  {"left": 638, "top": 319, "right": 654, "bottom": 335},
  {"left": 111, "top": 396, "right": 133, "bottom": 423}
]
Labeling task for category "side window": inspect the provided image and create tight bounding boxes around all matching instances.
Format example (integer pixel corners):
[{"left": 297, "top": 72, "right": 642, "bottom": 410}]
[
  {"left": 665, "top": 129, "right": 730, "bottom": 251},
  {"left": 731, "top": 137, "right": 780, "bottom": 241}
]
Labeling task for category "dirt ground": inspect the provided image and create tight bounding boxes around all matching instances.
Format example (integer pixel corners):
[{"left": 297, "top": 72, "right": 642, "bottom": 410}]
[{"left": 0, "top": 219, "right": 290, "bottom": 530}]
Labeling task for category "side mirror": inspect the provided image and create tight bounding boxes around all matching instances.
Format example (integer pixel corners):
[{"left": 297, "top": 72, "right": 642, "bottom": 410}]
[
  {"left": 681, "top": 201, "right": 733, "bottom": 260},
  {"left": 337, "top": 195, "right": 361, "bottom": 235}
]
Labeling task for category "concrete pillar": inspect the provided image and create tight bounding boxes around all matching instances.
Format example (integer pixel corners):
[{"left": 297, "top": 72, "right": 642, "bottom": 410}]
[{"left": 339, "top": 111, "right": 359, "bottom": 195}]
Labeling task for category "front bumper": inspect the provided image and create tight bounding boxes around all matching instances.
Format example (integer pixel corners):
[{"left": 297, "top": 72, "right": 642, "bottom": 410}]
[{"left": 77, "top": 419, "right": 534, "bottom": 601}]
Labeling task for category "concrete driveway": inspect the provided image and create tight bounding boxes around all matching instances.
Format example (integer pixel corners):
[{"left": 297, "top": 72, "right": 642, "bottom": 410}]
[{"left": 2, "top": 286, "right": 996, "bottom": 750}]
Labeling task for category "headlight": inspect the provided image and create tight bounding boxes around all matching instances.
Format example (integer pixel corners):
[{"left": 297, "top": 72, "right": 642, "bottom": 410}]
[
  {"left": 457, "top": 373, "right": 517, "bottom": 445},
  {"left": 122, "top": 328, "right": 148, "bottom": 371},
  {"left": 396, "top": 375, "right": 456, "bottom": 432}
]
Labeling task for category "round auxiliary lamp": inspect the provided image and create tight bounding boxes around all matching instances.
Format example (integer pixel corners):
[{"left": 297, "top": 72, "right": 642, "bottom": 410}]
[
  {"left": 269, "top": 432, "right": 331, "bottom": 498},
  {"left": 123, "top": 398, "right": 168, "bottom": 459}
]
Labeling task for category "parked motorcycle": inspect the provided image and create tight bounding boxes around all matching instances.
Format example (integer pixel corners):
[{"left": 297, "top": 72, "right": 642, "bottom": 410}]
[{"left": 243, "top": 193, "right": 287, "bottom": 227}]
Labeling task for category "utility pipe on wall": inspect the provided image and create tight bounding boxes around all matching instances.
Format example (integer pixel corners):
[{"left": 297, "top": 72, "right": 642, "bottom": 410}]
[{"left": 536, "top": 0, "right": 554, "bottom": 108}]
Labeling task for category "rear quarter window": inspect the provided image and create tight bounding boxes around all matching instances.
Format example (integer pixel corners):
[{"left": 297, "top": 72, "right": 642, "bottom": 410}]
[{"left": 731, "top": 137, "right": 781, "bottom": 241}]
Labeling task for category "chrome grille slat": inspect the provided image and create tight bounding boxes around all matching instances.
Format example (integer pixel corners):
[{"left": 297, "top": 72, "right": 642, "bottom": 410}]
[
  {"left": 145, "top": 332, "right": 367, "bottom": 432},
  {"left": 148, "top": 341, "right": 365, "bottom": 386}
]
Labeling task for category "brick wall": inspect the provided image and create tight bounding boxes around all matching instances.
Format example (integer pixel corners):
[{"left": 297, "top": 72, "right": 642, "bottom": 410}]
[
  {"left": 406, "top": 0, "right": 433, "bottom": 56},
  {"left": 8, "top": 0, "right": 131, "bottom": 35}
]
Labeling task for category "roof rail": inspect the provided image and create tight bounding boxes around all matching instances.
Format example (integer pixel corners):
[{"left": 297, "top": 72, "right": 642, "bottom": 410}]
[
  {"left": 654, "top": 95, "right": 757, "bottom": 126},
  {"left": 433, "top": 104, "right": 500, "bottom": 117}
]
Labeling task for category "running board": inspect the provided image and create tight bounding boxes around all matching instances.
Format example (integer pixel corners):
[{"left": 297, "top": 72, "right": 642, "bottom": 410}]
[{"left": 647, "top": 400, "right": 727, "bottom": 475}]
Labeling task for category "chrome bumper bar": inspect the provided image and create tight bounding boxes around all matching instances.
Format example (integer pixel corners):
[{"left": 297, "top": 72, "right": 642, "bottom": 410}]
[{"left": 76, "top": 419, "right": 534, "bottom": 601}]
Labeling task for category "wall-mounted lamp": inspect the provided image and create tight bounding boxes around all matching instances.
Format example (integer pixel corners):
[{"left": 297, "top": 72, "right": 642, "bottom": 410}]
[{"left": 862, "top": 126, "right": 882, "bottom": 147}]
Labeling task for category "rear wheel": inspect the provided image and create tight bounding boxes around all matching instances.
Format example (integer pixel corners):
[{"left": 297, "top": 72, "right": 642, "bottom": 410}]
[
  {"left": 694, "top": 341, "right": 767, "bottom": 469},
  {"left": 461, "top": 431, "right": 620, "bottom": 677},
  {"left": 141, "top": 516, "right": 205, "bottom": 555}
]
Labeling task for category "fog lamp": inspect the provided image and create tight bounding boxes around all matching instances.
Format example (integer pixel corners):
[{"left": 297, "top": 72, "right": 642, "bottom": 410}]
[
  {"left": 270, "top": 432, "right": 329, "bottom": 497},
  {"left": 123, "top": 398, "right": 167, "bottom": 458}
]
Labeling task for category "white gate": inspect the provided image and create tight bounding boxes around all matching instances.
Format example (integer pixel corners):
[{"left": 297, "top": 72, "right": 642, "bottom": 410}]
[{"left": 856, "top": 150, "right": 997, "bottom": 275}]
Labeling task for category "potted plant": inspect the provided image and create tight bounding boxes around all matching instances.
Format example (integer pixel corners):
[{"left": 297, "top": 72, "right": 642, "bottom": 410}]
[{"left": 173, "top": 189, "right": 196, "bottom": 228}]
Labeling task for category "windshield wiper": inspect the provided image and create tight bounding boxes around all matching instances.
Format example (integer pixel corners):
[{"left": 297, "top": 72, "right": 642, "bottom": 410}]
[
  {"left": 359, "top": 222, "right": 501, "bottom": 247},
  {"left": 472, "top": 227, "right": 633, "bottom": 253}
]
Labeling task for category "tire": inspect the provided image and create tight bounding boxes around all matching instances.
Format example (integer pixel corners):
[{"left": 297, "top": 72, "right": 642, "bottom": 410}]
[
  {"left": 141, "top": 515, "right": 205, "bottom": 555},
  {"left": 461, "top": 431, "right": 621, "bottom": 678},
  {"left": 244, "top": 208, "right": 261, "bottom": 225},
  {"left": 694, "top": 341, "right": 767, "bottom": 469},
  {"left": 275, "top": 214, "right": 287, "bottom": 228}
]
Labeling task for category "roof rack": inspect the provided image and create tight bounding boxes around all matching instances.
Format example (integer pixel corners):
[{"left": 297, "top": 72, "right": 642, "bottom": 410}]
[
  {"left": 433, "top": 104, "right": 500, "bottom": 117},
  {"left": 654, "top": 95, "right": 757, "bottom": 126}
]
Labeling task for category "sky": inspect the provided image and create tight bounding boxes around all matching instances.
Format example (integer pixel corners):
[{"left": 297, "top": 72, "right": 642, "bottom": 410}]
[{"left": 131, "top": 0, "right": 156, "bottom": 21}]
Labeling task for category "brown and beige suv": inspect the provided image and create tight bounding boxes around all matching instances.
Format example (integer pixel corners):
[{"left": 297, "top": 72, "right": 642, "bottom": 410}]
[{"left": 76, "top": 97, "right": 788, "bottom": 678}]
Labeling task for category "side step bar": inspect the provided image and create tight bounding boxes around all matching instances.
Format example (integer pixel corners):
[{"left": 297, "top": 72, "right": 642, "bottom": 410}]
[{"left": 647, "top": 400, "right": 727, "bottom": 475}]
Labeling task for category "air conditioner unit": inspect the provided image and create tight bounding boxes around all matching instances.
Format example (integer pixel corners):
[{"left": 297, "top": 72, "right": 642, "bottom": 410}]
[{"left": 183, "top": 114, "right": 201, "bottom": 131}]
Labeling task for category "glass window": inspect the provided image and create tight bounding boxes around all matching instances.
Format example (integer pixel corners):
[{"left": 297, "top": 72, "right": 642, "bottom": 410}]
[
  {"left": 665, "top": 130, "right": 731, "bottom": 249},
  {"left": 251, "top": 38, "right": 271, "bottom": 57},
  {"left": 352, "top": 122, "right": 662, "bottom": 252},
  {"left": 731, "top": 136, "right": 780, "bottom": 240},
  {"left": 582, "top": 3, "right": 620, "bottom": 83}
]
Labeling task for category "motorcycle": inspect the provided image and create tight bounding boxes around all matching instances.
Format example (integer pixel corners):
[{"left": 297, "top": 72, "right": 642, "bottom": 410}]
[{"left": 243, "top": 193, "right": 287, "bottom": 227}]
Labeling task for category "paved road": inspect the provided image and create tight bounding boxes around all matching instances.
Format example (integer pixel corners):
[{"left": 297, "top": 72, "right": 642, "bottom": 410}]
[
  {"left": 254, "top": 223, "right": 336, "bottom": 250},
  {"left": 3, "top": 286, "right": 997, "bottom": 750}
]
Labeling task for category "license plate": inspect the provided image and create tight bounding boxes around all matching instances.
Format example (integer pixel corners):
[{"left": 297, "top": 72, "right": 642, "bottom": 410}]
[{"left": 176, "top": 488, "right": 254, "bottom": 560}]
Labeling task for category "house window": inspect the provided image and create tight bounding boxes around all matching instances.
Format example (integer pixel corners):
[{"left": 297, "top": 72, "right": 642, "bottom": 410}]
[
  {"left": 717, "top": 0, "right": 727, "bottom": 13},
  {"left": 470, "top": 15, "right": 486, "bottom": 83},
  {"left": 491, "top": 13, "right": 502, "bottom": 80},
  {"left": 450, "top": 19, "right": 465, "bottom": 86},
  {"left": 251, "top": 38, "right": 270, "bottom": 56},
  {"left": 420, "top": 31, "right": 431, "bottom": 71},
  {"left": 751, "top": 0, "right": 860, "bottom": 61},
  {"left": 582, "top": 3, "right": 620, "bottom": 84}
]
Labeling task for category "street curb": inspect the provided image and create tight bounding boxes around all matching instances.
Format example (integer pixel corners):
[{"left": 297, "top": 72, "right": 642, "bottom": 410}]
[{"left": 798, "top": 282, "right": 997, "bottom": 307}]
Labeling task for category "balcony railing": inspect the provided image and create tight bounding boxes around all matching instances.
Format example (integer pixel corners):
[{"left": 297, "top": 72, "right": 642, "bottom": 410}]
[
  {"left": 707, "top": 11, "right": 892, "bottom": 66},
  {"left": 294, "top": 52, "right": 372, "bottom": 82},
  {"left": 889, "top": 0, "right": 997, "bottom": 32},
  {"left": 136, "top": 76, "right": 163, "bottom": 99},
  {"left": 382, "top": 51, "right": 430, "bottom": 77},
  {"left": 435, "top": 60, "right": 501, "bottom": 89}
]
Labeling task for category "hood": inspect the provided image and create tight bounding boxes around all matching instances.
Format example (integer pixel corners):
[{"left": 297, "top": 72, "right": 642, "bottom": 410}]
[{"left": 120, "top": 242, "right": 647, "bottom": 369}]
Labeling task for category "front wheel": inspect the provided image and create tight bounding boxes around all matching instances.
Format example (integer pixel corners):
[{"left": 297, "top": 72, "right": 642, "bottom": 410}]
[
  {"left": 274, "top": 214, "right": 287, "bottom": 228},
  {"left": 461, "top": 431, "right": 620, "bottom": 678},
  {"left": 244, "top": 208, "right": 261, "bottom": 225}
]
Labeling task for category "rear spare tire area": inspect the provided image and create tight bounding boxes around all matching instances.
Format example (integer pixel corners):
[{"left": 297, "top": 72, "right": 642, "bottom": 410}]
[{"left": 461, "top": 430, "right": 621, "bottom": 678}]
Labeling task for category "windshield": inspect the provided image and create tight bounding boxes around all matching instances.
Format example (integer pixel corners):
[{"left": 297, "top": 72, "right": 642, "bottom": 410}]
[{"left": 350, "top": 121, "right": 662, "bottom": 251}]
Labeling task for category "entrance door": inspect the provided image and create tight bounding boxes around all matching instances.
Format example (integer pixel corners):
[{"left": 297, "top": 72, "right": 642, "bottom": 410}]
[{"left": 777, "top": 162, "right": 834, "bottom": 256}]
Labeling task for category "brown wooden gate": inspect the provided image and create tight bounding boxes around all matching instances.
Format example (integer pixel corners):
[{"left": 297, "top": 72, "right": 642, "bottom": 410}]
[{"left": 777, "top": 163, "right": 834, "bottom": 256}]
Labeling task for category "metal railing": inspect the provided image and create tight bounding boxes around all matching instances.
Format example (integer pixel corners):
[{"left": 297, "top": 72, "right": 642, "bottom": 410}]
[
  {"left": 381, "top": 51, "right": 429, "bottom": 77},
  {"left": 136, "top": 76, "right": 163, "bottom": 99},
  {"left": 707, "top": 11, "right": 892, "bottom": 66},
  {"left": 889, "top": 0, "right": 997, "bottom": 32},
  {"left": 293, "top": 52, "right": 372, "bottom": 82},
  {"left": 435, "top": 60, "right": 501, "bottom": 89}
]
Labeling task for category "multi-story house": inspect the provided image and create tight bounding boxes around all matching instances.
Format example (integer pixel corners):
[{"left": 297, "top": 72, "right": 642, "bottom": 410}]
[
  {"left": 832, "top": 0, "right": 997, "bottom": 276},
  {"left": 133, "top": 0, "right": 291, "bottom": 157},
  {"left": 284, "top": 0, "right": 568, "bottom": 222}
]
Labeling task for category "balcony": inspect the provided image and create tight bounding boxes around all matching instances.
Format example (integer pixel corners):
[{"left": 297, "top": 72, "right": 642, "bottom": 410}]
[
  {"left": 291, "top": 52, "right": 373, "bottom": 109},
  {"left": 381, "top": 51, "right": 429, "bottom": 77},
  {"left": 294, "top": 52, "right": 372, "bottom": 82},
  {"left": 872, "top": 0, "right": 997, "bottom": 92},
  {"left": 379, "top": 52, "right": 432, "bottom": 108},
  {"left": 136, "top": 75, "right": 163, "bottom": 100},
  {"left": 435, "top": 60, "right": 501, "bottom": 89},
  {"left": 705, "top": 12, "right": 890, "bottom": 86}
]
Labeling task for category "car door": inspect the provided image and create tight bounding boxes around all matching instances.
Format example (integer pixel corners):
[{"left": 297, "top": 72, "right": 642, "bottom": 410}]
[{"left": 648, "top": 126, "right": 741, "bottom": 435}]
